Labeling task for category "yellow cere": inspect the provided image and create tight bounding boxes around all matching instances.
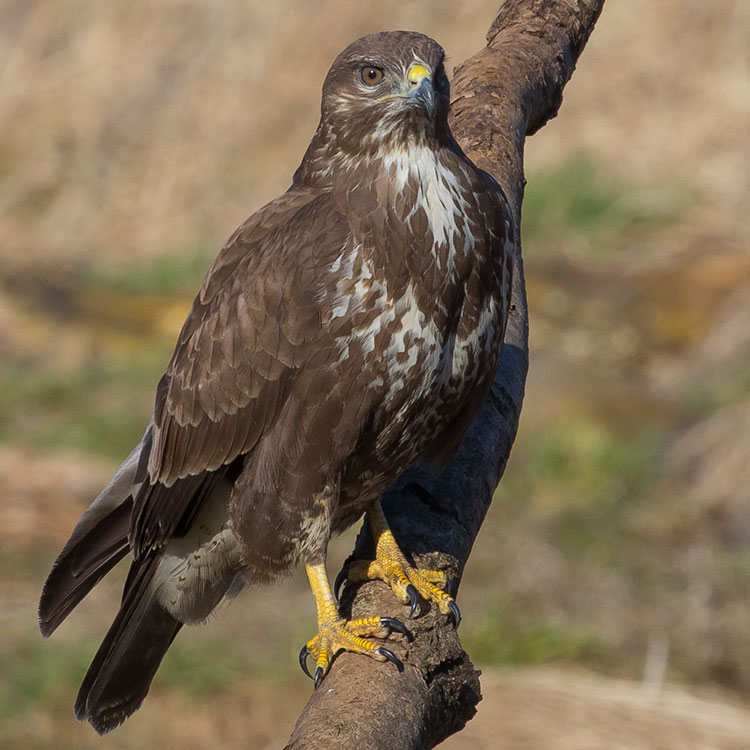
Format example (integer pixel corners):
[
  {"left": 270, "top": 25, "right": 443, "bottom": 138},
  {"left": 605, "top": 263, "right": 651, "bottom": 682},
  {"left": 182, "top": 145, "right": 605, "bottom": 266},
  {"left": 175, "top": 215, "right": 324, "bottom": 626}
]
[{"left": 407, "top": 64, "right": 430, "bottom": 84}]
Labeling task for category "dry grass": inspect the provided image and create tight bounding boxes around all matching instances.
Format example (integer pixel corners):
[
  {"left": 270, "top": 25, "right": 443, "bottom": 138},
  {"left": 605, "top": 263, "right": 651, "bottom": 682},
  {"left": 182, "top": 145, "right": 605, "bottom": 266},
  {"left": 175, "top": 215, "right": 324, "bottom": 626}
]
[
  {"left": 1, "top": 0, "right": 747, "bottom": 274},
  {"left": 0, "top": 0, "right": 499, "bottom": 270},
  {"left": 442, "top": 667, "right": 750, "bottom": 750},
  {"left": 1, "top": 1, "right": 750, "bottom": 747},
  {"left": 527, "top": 0, "right": 750, "bottom": 235}
]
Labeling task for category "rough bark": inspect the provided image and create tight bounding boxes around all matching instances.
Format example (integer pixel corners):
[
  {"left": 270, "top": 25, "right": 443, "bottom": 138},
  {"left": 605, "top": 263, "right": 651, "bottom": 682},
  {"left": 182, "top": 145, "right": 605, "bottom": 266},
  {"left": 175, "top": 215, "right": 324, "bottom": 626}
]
[{"left": 284, "top": 2, "right": 605, "bottom": 748}]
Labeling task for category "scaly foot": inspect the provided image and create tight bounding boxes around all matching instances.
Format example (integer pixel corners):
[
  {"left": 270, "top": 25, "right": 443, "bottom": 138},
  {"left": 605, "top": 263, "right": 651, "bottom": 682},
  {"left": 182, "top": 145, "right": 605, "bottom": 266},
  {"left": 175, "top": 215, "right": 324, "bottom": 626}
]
[
  {"left": 336, "top": 501, "right": 461, "bottom": 627},
  {"left": 300, "top": 563, "right": 411, "bottom": 686},
  {"left": 299, "top": 615, "right": 409, "bottom": 687}
]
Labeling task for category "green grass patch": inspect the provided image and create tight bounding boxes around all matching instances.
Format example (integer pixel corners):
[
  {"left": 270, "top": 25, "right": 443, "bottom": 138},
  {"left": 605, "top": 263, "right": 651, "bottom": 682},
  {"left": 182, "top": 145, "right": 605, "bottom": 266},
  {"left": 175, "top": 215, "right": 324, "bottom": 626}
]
[
  {"left": 157, "top": 637, "right": 254, "bottom": 700},
  {"left": 506, "top": 421, "right": 661, "bottom": 564},
  {"left": 717, "top": 549, "right": 750, "bottom": 583},
  {"left": 0, "top": 626, "right": 296, "bottom": 726},
  {"left": 462, "top": 603, "right": 603, "bottom": 666},
  {"left": 157, "top": 617, "right": 306, "bottom": 698},
  {"left": 682, "top": 365, "right": 750, "bottom": 415},
  {"left": 527, "top": 422, "right": 659, "bottom": 504},
  {"left": 0, "top": 638, "right": 97, "bottom": 722},
  {"left": 522, "top": 154, "right": 685, "bottom": 258},
  {"left": 84, "top": 245, "right": 213, "bottom": 297},
  {"left": 0, "top": 637, "right": 248, "bottom": 722},
  {"left": 0, "top": 349, "right": 169, "bottom": 459}
]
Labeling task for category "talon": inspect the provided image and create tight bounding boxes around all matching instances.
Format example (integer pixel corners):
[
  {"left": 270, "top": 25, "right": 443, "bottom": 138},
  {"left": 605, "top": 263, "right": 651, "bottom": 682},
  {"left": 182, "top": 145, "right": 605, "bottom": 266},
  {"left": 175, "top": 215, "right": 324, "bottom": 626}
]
[
  {"left": 355, "top": 504, "right": 463, "bottom": 631},
  {"left": 299, "top": 645, "right": 312, "bottom": 680},
  {"left": 376, "top": 647, "right": 404, "bottom": 672},
  {"left": 448, "top": 600, "right": 461, "bottom": 629},
  {"left": 334, "top": 565, "right": 349, "bottom": 601},
  {"left": 406, "top": 584, "right": 420, "bottom": 618},
  {"left": 303, "top": 563, "right": 411, "bottom": 686},
  {"left": 313, "top": 666, "right": 324, "bottom": 689},
  {"left": 379, "top": 616, "right": 413, "bottom": 642}
]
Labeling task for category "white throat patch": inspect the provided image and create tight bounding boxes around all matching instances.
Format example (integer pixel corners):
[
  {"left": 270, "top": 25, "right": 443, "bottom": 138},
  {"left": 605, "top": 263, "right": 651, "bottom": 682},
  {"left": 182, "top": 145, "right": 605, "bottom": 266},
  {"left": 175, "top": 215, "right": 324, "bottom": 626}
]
[{"left": 382, "top": 145, "right": 474, "bottom": 273}]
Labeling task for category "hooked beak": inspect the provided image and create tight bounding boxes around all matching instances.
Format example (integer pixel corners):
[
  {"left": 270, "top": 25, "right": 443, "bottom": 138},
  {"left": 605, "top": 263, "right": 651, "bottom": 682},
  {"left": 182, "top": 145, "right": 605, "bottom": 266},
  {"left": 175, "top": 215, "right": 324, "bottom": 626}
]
[
  {"left": 409, "top": 72, "right": 435, "bottom": 117},
  {"left": 378, "top": 62, "right": 435, "bottom": 117},
  {"left": 407, "top": 64, "right": 435, "bottom": 117}
]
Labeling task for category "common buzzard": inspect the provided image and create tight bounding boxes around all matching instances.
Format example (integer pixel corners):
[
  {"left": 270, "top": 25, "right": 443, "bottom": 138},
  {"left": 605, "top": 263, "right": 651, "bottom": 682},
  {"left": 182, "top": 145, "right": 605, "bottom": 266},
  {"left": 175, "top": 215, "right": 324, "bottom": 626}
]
[{"left": 39, "top": 30, "right": 513, "bottom": 734}]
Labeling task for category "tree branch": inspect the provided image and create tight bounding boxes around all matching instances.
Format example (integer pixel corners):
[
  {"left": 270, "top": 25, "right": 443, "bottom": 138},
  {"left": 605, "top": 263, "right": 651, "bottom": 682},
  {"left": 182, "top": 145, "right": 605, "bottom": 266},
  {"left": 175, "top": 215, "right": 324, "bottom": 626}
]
[{"left": 284, "top": 2, "right": 605, "bottom": 747}]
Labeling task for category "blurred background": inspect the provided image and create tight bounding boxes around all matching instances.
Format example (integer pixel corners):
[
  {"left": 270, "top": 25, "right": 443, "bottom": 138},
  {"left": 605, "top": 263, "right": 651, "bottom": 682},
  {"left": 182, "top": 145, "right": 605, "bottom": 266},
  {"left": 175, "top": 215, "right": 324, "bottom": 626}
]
[{"left": 1, "top": 1, "right": 749, "bottom": 747}]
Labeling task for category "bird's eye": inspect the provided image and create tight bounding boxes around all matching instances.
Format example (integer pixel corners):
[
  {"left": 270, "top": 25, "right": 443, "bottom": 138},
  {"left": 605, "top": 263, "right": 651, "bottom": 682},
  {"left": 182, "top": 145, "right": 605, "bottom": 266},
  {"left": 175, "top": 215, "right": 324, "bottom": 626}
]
[{"left": 361, "top": 67, "right": 384, "bottom": 85}]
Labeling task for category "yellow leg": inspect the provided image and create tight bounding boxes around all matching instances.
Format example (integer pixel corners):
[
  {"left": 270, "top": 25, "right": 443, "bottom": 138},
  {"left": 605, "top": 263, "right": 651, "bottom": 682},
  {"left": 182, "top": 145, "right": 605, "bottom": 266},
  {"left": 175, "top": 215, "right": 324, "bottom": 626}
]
[
  {"left": 338, "top": 501, "right": 460, "bottom": 625},
  {"left": 300, "top": 562, "right": 409, "bottom": 687}
]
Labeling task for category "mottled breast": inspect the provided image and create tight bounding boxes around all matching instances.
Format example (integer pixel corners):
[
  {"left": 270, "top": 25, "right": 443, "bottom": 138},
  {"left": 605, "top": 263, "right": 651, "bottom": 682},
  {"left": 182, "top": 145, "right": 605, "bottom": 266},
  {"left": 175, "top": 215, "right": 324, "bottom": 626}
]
[{"left": 330, "top": 142, "right": 512, "bottom": 505}]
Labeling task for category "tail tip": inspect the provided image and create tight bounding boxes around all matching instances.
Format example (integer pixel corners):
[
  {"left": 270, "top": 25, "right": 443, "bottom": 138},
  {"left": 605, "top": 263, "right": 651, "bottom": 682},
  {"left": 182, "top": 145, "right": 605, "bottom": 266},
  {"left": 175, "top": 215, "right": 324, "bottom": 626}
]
[{"left": 75, "top": 696, "right": 132, "bottom": 736}]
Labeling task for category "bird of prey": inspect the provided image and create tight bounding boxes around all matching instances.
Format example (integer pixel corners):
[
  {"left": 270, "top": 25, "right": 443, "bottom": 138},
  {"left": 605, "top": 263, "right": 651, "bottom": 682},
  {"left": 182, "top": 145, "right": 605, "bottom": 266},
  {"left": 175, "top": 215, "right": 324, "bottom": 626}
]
[{"left": 39, "top": 30, "right": 513, "bottom": 734}]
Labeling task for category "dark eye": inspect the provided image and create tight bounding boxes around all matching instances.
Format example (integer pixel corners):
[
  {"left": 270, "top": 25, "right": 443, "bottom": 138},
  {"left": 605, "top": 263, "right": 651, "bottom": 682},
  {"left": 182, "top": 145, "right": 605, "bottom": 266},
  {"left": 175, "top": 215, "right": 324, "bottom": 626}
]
[{"left": 361, "top": 67, "right": 384, "bottom": 85}]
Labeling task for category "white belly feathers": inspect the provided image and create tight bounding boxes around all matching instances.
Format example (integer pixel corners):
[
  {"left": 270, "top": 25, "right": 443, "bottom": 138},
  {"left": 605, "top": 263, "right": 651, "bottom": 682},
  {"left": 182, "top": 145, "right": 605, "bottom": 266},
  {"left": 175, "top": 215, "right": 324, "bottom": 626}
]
[{"left": 150, "top": 480, "right": 244, "bottom": 624}]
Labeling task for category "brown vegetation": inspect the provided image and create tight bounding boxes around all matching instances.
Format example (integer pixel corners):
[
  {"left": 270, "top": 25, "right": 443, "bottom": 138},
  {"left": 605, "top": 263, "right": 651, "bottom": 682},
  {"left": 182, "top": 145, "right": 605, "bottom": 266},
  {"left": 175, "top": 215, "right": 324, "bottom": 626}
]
[{"left": 1, "top": 1, "right": 749, "bottom": 748}]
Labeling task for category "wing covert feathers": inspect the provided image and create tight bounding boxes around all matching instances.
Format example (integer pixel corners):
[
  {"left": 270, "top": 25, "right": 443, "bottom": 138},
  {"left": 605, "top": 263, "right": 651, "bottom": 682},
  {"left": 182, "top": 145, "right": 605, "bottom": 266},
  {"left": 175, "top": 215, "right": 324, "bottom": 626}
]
[{"left": 146, "top": 189, "right": 346, "bottom": 488}]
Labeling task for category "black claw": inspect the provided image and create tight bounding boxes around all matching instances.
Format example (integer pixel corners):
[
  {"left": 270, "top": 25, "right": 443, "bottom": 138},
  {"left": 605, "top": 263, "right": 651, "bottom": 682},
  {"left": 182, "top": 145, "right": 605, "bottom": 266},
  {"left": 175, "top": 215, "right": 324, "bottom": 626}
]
[
  {"left": 406, "top": 584, "right": 420, "bottom": 619},
  {"left": 380, "top": 616, "right": 414, "bottom": 642},
  {"left": 313, "top": 666, "right": 324, "bottom": 689},
  {"left": 447, "top": 600, "right": 462, "bottom": 629},
  {"left": 376, "top": 647, "right": 404, "bottom": 673},
  {"left": 333, "top": 565, "right": 349, "bottom": 601},
  {"left": 299, "top": 645, "right": 313, "bottom": 680}
]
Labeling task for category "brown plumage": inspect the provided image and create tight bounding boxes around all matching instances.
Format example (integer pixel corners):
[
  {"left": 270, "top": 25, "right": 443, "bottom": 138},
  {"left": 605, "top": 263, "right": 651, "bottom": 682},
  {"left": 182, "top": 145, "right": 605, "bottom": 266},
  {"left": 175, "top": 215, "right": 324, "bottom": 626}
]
[{"left": 39, "top": 30, "right": 513, "bottom": 734}]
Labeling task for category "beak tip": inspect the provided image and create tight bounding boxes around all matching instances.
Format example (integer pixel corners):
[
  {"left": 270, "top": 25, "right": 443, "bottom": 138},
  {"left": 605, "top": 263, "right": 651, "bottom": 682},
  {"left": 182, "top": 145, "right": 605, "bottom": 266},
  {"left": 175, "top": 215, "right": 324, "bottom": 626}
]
[{"left": 412, "top": 77, "right": 436, "bottom": 116}]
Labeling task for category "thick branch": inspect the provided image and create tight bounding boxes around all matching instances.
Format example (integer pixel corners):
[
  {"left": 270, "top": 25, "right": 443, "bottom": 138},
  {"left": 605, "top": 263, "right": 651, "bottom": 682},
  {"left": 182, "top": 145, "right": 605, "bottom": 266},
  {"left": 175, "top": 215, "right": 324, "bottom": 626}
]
[{"left": 285, "top": 2, "right": 605, "bottom": 748}]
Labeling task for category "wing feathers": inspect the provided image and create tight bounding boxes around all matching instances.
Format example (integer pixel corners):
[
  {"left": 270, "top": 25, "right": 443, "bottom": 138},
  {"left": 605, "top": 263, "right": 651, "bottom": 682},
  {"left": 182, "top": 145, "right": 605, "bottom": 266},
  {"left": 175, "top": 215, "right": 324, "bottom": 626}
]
[
  {"left": 130, "top": 469, "right": 225, "bottom": 557},
  {"left": 39, "top": 502, "right": 131, "bottom": 637},
  {"left": 38, "top": 437, "right": 146, "bottom": 636},
  {"left": 134, "top": 188, "right": 348, "bottom": 564}
]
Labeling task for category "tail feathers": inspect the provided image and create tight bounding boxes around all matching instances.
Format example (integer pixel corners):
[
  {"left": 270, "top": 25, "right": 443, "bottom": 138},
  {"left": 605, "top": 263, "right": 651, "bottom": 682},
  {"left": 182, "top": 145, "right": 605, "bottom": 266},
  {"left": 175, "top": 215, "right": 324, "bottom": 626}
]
[
  {"left": 74, "top": 556, "right": 182, "bottom": 735},
  {"left": 39, "top": 501, "right": 131, "bottom": 636},
  {"left": 39, "top": 435, "right": 146, "bottom": 637}
]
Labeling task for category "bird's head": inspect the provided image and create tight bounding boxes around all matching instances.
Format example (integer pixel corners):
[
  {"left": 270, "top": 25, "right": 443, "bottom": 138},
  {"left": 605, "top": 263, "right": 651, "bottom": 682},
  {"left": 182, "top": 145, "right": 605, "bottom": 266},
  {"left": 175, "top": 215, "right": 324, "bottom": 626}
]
[{"left": 318, "top": 31, "right": 450, "bottom": 157}]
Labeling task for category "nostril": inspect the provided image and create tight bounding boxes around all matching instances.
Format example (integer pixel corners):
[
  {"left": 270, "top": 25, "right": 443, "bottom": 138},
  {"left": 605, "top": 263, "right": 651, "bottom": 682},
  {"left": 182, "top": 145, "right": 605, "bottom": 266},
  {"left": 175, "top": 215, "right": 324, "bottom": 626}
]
[{"left": 407, "top": 64, "right": 430, "bottom": 86}]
